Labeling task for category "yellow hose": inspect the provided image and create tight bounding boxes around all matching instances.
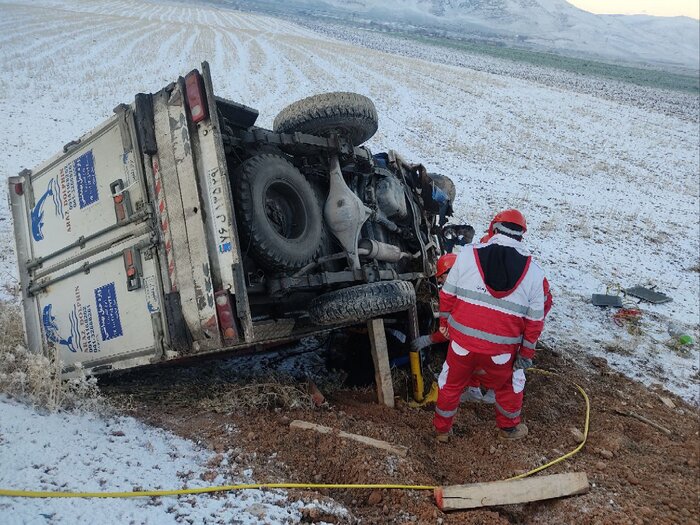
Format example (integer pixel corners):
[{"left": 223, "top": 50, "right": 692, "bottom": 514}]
[
  {"left": 0, "top": 484, "right": 437, "bottom": 498},
  {"left": 505, "top": 368, "right": 591, "bottom": 481},
  {"left": 0, "top": 368, "right": 589, "bottom": 498}
]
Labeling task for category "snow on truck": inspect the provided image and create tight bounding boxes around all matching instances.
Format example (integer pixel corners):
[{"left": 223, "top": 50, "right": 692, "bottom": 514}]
[{"left": 9, "top": 62, "right": 453, "bottom": 377}]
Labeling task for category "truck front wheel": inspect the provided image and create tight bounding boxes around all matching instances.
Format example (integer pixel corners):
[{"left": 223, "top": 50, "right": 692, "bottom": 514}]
[{"left": 234, "top": 154, "right": 323, "bottom": 272}]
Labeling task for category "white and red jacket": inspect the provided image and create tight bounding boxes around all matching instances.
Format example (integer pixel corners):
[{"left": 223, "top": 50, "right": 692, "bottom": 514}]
[{"left": 438, "top": 234, "right": 551, "bottom": 359}]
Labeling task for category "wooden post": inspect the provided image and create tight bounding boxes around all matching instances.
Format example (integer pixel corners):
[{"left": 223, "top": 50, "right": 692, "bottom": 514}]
[{"left": 367, "top": 318, "right": 395, "bottom": 408}]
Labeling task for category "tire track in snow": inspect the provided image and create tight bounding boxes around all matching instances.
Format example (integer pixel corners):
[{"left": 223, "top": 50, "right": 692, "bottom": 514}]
[
  {"left": 206, "top": 27, "right": 239, "bottom": 89},
  {"left": 215, "top": 28, "right": 253, "bottom": 100},
  {"left": 0, "top": 7, "right": 77, "bottom": 44},
  {"left": 0, "top": 9, "right": 111, "bottom": 55},
  {"left": 24, "top": 17, "right": 139, "bottom": 65},
  {"left": 250, "top": 35, "right": 306, "bottom": 121}
]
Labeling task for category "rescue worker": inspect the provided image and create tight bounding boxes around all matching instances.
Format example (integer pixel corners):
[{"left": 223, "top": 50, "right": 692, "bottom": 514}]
[
  {"left": 412, "top": 255, "right": 496, "bottom": 405},
  {"left": 411, "top": 253, "right": 457, "bottom": 350},
  {"left": 432, "top": 209, "right": 551, "bottom": 442}
]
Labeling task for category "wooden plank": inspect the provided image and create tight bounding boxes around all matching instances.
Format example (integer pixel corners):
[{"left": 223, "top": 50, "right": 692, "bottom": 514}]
[
  {"left": 290, "top": 420, "right": 408, "bottom": 457},
  {"left": 367, "top": 318, "right": 395, "bottom": 408},
  {"left": 435, "top": 472, "right": 589, "bottom": 511},
  {"left": 614, "top": 409, "right": 672, "bottom": 436}
]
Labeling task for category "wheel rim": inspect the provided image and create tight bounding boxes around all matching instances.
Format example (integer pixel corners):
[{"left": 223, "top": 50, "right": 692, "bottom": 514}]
[{"left": 264, "top": 180, "right": 307, "bottom": 241}]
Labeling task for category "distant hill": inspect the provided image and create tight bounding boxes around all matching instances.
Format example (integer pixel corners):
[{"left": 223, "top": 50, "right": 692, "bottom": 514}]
[{"left": 257, "top": 0, "right": 700, "bottom": 70}]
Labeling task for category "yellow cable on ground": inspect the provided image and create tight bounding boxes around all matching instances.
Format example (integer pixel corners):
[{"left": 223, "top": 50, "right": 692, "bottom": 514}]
[
  {"left": 506, "top": 368, "right": 591, "bottom": 481},
  {"left": 0, "top": 368, "right": 589, "bottom": 499},
  {"left": 0, "top": 484, "right": 437, "bottom": 498}
]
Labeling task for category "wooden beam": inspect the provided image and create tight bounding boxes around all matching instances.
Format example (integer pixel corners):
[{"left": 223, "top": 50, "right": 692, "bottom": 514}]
[
  {"left": 367, "top": 318, "right": 395, "bottom": 408},
  {"left": 435, "top": 472, "right": 589, "bottom": 511},
  {"left": 290, "top": 420, "right": 408, "bottom": 457},
  {"left": 614, "top": 409, "right": 672, "bottom": 436}
]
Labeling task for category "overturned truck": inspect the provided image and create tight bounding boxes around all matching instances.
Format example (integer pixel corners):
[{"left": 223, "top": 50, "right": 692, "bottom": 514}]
[{"left": 9, "top": 62, "right": 452, "bottom": 377}]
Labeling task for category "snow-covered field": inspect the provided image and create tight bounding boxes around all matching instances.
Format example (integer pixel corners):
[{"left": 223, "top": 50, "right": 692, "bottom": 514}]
[
  {"left": 0, "top": 395, "right": 347, "bottom": 524},
  {"left": 0, "top": 0, "right": 698, "bottom": 518}
]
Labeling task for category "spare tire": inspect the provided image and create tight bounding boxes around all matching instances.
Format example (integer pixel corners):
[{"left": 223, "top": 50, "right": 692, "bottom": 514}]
[
  {"left": 273, "top": 92, "right": 378, "bottom": 146},
  {"left": 308, "top": 280, "right": 416, "bottom": 326},
  {"left": 234, "top": 154, "right": 323, "bottom": 272}
]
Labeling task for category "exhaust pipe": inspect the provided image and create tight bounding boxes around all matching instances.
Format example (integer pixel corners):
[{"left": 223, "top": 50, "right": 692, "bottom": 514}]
[{"left": 358, "top": 239, "right": 416, "bottom": 263}]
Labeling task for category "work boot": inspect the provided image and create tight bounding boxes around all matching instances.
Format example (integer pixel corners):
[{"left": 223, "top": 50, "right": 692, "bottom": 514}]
[
  {"left": 435, "top": 432, "right": 451, "bottom": 444},
  {"left": 460, "top": 386, "right": 484, "bottom": 403},
  {"left": 482, "top": 389, "right": 496, "bottom": 404},
  {"left": 498, "top": 423, "right": 528, "bottom": 441}
]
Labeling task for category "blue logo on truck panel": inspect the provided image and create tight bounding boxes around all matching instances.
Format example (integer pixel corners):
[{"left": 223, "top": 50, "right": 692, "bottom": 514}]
[
  {"left": 74, "top": 150, "right": 98, "bottom": 208},
  {"left": 31, "top": 177, "right": 62, "bottom": 241},
  {"left": 94, "top": 282, "right": 123, "bottom": 341},
  {"left": 42, "top": 304, "right": 82, "bottom": 353},
  {"left": 30, "top": 150, "right": 98, "bottom": 241}
]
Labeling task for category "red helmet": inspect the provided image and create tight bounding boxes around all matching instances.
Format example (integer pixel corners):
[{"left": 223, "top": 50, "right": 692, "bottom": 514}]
[
  {"left": 480, "top": 209, "right": 526, "bottom": 243},
  {"left": 488, "top": 209, "right": 527, "bottom": 238},
  {"left": 436, "top": 253, "right": 457, "bottom": 277}
]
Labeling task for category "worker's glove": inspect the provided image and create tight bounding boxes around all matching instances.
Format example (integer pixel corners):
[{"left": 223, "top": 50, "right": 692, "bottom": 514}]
[
  {"left": 410, "top": 335, "right": 433, "bottom": 352},
  {"left": 513, "top": 354, "right": 533, "bottom": 370}
]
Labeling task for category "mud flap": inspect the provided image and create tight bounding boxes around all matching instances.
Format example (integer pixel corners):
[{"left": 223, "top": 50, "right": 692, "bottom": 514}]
[{"left": 163, "top": 291, "right": 192, "bottom": 352}]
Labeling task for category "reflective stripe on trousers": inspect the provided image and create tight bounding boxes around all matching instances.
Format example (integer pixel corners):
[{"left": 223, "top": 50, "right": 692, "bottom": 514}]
[
  {"left": 495, "top": 401, "right": 521, "bottom": 420},
  {"left": 435, "top": 406, "right": 458, "bottom": 418}
]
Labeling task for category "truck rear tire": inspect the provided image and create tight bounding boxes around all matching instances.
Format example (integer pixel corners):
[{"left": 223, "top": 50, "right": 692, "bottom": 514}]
[
  {"left": 234, "top": 154, "right": 323, "bottom": 272},
  {"left": 308, "top": 280, "right": 416, "bottom": 326},
  {"left": 273, "top": 92, "right": 378, "bottom": 146}
]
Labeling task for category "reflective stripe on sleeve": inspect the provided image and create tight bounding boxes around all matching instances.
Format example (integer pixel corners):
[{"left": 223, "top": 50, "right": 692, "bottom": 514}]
[
  {"left": 521, "top": 339, "right": 537, "bottom": 350},
  {"left": 448, "top": 316, "right": 523, "bottom": 346},
  {"left": 524, "top": 307, "right": 544, "bottom": 319}
]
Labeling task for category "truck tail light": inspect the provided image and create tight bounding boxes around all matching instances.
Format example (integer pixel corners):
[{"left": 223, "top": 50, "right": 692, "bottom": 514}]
[
  {"left": 14, "top": 183, "right": 23, "bottom": 195},
  {"left": 184, "top": 70, "right": 209, "bottom": 123},
  {"left": 122, "top": 247, "right": 142, "bottom": 291},
  {"left": 215, "top": 290, "right": 239, "bottom": 344}
]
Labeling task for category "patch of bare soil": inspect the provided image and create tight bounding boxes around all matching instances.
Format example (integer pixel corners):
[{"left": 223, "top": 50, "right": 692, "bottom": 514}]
[{"left": 103, "top": 343, "right": 699, "bottom": 524}]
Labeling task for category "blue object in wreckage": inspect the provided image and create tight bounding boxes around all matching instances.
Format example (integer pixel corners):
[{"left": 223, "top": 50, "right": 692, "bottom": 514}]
[
  {"left": 373, "top": 152, "right": 389, "bottom": 169},
  {"left": 432, "top": 185, "right": 448, "bottom": 204}
]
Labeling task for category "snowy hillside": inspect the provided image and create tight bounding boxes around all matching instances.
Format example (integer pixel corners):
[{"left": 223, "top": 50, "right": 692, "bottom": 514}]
[
  {"left": 0, "top": 395, "right": 347, "bottom": 524},
  {"left": 252, "top": 0, "right": 700, "bottom": 69},
  {"left": 1, "top": 0, "right": 698, "bottom": 402},
  {"left": 0, "top": 0, "right": 698, "bottom": 521}
]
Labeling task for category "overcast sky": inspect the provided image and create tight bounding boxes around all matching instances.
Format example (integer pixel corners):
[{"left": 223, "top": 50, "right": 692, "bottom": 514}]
[{"left": 568, "top": 0, "right": 699, "bottom": 19}]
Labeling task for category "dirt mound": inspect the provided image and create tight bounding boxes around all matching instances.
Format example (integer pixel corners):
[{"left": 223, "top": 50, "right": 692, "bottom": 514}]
[{"left": 106, "top": 343, "right": 699, "bottom": 524}]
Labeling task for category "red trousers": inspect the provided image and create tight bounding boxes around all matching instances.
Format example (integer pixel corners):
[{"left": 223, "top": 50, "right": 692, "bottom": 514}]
[{"left": 433, "top": 342, "right": 526, "bottom": 432}]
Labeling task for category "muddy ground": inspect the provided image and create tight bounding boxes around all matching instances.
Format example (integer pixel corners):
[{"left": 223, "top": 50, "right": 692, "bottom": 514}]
[{"left": 102, "top": 337, "right": 699, "bottom": 524}]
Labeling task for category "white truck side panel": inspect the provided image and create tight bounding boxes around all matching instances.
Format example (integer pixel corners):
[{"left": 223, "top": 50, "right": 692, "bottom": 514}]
[
  {"left": 10, "top": 107, "right": 165, "bottom": 376},
  {"left": 34, "top": 234, "right": 159, "bottom": 373},
  {"left": 26, "top": 119, "right": 146, "bottom": 262}
]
